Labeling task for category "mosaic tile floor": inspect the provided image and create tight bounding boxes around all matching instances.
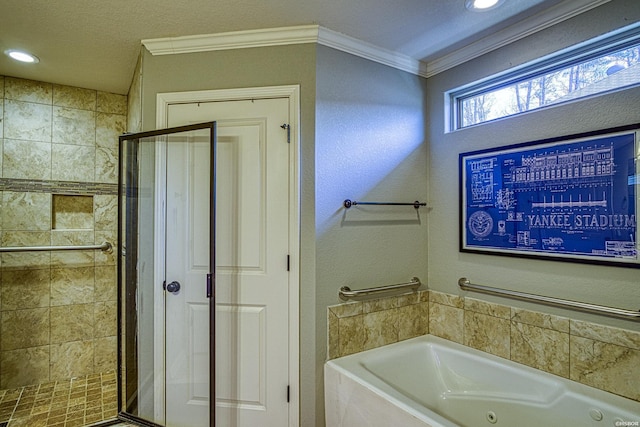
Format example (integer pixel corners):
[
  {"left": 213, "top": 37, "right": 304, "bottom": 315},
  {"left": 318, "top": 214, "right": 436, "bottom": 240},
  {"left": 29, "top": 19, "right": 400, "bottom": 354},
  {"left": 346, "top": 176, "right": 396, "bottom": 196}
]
[{"left": 0, "top": 371, "right": 118, "bottom": 427}]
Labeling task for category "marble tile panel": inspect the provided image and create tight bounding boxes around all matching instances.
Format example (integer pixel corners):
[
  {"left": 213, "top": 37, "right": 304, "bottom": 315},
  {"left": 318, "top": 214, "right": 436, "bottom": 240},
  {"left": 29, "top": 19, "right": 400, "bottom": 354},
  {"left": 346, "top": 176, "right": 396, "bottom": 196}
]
[
  {"left": 0, "top": 308, "right": 50, "bottom": 350},
  {"left": 363, "top": 309, "right": 398, "bottom": 351},
  {"left": 94, "top": 301, "right": 117, "bottom": 338},
  {"left": 0, "top": 346, "right": 50, "bottom": 389},
  {"left": 94, "top": 336, "right": 117, "bottom": 372},
  {"left": 50, "top": 304, "right": 94, "bottom": 343},
  {"left": 570, "top": 319, "right": 640, "bottom": 350},
  {"left": 464, "top": 297, "right": 510, "bottom": 319},
  {"left": 0, "top": 231, "right": 51, "bottom": 269},
  {"left": 94, "top": 265, "right": 116, "bottom": 302},
  {"left": 53, "top": 84, "right": 96, "bottom": 111},
  {"left": 95, "top": 146, "right": 118, "bottom": 183},
  {"left": 1, "top": 191, "right": 51, "bottom": 231},
  {"left": 2, "top": 139, "right": 51, "bottom": 180},
  {"left": 5, "top": 78, "right": 53, "bottom": 104},
  {"left": 96, "top": 113, "right": 126, "bottom": 150},
  {"left": 338, "top": 315, "right": 364, "bottom": 357},
  {"left": 429, "top": 290, "right": 464, "bottom": 308},
  {"left": 510, "top": 321, "right": 569, "bottom": 378},
  {"left": 363, "top": 296, "right": 398, "bottom": 313},
  {"left": 429, "top": 302, "right": 463, "bottom": 344},
  {"left": 328, "top": 301, "right": 362, "bottom": 318},
  {"left": 327, "top": 310, "right": 340, "bottom": 360},
  {"left": 52, "top": 106, "right": 96, "bottom": 146},
  {"left": 0, "top": 102, "right": 4, "bottom": 138},
  {"left": 397, "top": 290, "right": 428, "bottom": 307},
  {"left": 511, "top": 307, "right": 569, "bottom": 333},
  {"left": 570, "top": 335, "right": 640, "bottom": 401},
  {"left": 0, "top": 75, "right": 4, "bottom": 97},
  {"left": 94, "top": 194, "right": 117, "bottom": 231},
  {"left": 3, "top": 100, "right": 52, "bottom": 142},
  {"left": 97, "top": 92, "right": 127, "bottom": 115},
  {"left": 50, "top": 230, "right": 95, "bottom": 268},
  {"left": 50, "top": 267, "right": 94, "bottom": 306},
  {"left": 1, "top": 268, "right": 50, "bottom": 310},
  {"left": 50, "top": 340, "right": 94, "bottom": 381},
  {"left": 51, "top": 143, "right": 95, "bottom": 182},
  {"left": 463, "top": 311, "right": 510, "bottom": 359},
  {"left": 398, "top": 302, "right": 428, "bottom": 341}
]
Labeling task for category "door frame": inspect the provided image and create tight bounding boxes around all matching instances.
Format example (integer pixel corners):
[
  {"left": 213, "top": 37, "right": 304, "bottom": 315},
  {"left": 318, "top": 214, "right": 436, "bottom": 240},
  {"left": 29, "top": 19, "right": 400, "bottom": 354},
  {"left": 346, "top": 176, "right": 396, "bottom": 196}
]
[
  {"left": 117, "top": 122, "right": 216, "bottom": 425},
  {"left": 155, "top": 85, "right": 301, "bottom": 427}
]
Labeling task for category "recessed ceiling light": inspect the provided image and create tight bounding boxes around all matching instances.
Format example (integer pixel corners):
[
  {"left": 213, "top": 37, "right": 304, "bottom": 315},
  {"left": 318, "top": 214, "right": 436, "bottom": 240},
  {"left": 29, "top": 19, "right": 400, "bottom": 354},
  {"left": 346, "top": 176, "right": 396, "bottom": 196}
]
[
  {"left": 465, "top": 0, "right": 505, "bottom": 11},
  {"left": 4, "top": 49, "right": 40, "bottom": 63}
]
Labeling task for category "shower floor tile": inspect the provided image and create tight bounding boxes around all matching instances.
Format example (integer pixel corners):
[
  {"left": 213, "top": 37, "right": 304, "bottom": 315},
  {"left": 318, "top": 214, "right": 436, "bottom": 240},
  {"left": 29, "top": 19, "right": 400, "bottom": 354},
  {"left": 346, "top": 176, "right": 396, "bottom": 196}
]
[{"left": 0, "top": 371, "right": 117, "bottom": 426}]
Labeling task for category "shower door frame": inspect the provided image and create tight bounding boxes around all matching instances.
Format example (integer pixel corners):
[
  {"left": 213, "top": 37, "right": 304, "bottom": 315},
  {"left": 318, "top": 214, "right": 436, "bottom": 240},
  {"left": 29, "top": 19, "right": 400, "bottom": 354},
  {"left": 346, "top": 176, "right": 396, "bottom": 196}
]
[{"left": 117, "top": 122, "right": 217, "bottom": 426}]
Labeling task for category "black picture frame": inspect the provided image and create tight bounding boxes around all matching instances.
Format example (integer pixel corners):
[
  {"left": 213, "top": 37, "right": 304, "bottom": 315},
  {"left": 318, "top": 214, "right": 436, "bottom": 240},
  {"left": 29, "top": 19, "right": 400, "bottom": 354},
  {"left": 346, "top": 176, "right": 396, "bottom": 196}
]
[{"left": 459, "top": 124, "right": 639, "bottom": 268}]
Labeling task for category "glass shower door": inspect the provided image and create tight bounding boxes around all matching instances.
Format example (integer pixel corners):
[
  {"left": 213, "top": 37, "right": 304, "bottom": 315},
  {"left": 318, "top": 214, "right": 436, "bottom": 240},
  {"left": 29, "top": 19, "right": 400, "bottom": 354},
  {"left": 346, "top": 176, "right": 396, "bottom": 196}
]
[{"left": 118, "top": 122, "right": 216, "bottom": 426}]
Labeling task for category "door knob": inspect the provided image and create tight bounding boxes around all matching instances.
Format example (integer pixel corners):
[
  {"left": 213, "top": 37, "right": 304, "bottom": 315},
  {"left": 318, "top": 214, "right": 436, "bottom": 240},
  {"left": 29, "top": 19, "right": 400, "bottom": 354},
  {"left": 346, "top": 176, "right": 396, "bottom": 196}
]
[{"left": 165, "top": 281, "right": 181, "bottom": 293}]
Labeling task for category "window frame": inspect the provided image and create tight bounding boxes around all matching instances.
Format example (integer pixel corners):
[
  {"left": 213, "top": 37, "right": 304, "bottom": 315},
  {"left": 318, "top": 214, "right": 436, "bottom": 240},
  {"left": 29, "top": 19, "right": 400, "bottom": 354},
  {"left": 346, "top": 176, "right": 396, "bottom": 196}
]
[{"left": 447, "top": 22, "right": 640, "bottom": 132}]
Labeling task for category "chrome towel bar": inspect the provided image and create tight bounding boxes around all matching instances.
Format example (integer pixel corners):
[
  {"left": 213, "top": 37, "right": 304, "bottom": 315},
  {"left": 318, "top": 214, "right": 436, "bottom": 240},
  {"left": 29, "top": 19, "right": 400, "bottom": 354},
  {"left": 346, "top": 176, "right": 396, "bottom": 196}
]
[
  {"left": 0, "top": 241, "right": 112, "bottom": 253},
  {"left": 458, "top": 277, "right": 640, "bottom": 321},
  {"left": 339, "top": 277, "right": 422, "bottom": 301}
]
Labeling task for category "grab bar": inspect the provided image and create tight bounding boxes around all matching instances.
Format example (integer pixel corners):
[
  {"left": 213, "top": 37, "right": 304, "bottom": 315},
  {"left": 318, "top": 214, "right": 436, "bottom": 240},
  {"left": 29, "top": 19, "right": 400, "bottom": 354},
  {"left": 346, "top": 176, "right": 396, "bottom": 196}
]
[
  {"left": 458, "top": 277, "right": 640, "bottom": 321},
  {"left": 0, "top": 241, "right": 113, "bottom": 253},
  {"left": 339, "top": 277, "right": 422, "bottom": 300}
]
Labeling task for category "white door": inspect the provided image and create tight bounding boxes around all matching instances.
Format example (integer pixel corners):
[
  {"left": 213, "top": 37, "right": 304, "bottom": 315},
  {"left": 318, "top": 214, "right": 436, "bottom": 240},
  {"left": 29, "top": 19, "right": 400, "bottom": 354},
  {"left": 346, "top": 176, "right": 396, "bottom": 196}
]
[{"left": 164, "top": 98, "right": 291, "bottom": 427}]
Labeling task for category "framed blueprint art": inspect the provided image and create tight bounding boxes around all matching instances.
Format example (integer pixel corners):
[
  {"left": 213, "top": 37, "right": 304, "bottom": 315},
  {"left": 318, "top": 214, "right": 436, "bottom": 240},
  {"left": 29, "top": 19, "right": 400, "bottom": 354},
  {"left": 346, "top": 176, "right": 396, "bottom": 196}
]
[{"left": 460, "top": 124, "right": 639, "bottom": 267}]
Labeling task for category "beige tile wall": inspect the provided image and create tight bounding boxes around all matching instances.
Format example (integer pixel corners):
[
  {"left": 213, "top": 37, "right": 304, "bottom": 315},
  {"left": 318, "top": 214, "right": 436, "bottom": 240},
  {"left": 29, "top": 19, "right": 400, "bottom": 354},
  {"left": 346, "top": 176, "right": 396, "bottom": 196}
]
[
  {"left": 327, "top": 291, "right": 429, "bottom": 360},
  {"left": 0, "top": 76, "right": 125, "bottom": 389},
  {"left": 328, "top": 289, "right": 640, "bottom": 403}
]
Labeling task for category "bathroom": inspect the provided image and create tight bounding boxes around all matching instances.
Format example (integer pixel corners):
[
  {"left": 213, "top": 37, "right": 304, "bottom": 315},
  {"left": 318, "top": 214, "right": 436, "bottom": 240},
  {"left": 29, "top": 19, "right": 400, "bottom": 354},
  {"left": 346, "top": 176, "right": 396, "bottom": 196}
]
[{"left": 0, "top": 0, "right": 639, "bottom": 426}]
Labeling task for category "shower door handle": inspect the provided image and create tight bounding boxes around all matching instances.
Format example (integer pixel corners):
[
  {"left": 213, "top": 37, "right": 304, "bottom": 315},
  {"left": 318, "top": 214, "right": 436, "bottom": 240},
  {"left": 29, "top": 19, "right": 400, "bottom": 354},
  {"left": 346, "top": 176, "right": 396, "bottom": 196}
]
[{"left": 165, "top": 281, "right": 181, "bottom": 293}]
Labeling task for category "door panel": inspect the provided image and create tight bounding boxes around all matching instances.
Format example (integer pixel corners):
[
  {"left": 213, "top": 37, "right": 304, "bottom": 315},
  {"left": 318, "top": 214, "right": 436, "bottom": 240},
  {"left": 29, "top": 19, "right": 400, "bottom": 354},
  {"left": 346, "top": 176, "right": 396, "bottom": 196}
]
[
  {"left": 166, "top": 98, "right": 290, "bottom": 427},
  {"left": 216, "top": 126, "right": 265, "bottom": 271},
  {"left": 215, "top": 304, "right": 266, "bottom": 407}
]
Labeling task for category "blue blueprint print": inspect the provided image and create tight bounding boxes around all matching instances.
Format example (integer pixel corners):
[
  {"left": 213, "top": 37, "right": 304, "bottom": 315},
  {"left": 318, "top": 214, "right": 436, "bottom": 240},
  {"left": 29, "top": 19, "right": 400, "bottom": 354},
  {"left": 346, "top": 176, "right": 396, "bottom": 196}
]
[{"left": 462, "top": 131, "right": 638, "bottom": 261}]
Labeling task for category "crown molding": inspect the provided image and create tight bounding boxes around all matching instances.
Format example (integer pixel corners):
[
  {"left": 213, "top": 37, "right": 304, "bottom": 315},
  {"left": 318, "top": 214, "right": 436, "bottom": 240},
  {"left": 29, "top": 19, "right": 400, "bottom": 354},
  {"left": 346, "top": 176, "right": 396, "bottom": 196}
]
[
  {"left": 316, "top": 27, "right": 428, "bottom": 77},
  {"left": 142, "top": 0, "right": 610, "bottom": 79},
  {"left": 426, "top": 0, "right": 611, "bottom": 77},
  {"left": 142, "top": 24, "right": 428, "bottom": 77},
  {"left": 142, "top": 25, "right": 319, "bottom": 55}
]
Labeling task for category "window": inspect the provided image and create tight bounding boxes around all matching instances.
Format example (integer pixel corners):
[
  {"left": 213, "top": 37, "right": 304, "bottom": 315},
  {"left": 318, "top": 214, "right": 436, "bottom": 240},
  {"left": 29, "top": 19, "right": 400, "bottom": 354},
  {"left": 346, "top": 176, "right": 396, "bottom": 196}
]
[{"left": 448, "top": 23, "right": 640, "bottom": 131}]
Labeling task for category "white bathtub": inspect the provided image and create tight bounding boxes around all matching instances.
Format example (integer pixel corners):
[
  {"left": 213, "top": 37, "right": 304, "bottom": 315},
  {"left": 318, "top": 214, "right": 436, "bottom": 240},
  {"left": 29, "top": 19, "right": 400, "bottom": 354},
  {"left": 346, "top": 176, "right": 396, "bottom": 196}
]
[{"left": 325, "top": 334, "right": 640, "bottom": 427}]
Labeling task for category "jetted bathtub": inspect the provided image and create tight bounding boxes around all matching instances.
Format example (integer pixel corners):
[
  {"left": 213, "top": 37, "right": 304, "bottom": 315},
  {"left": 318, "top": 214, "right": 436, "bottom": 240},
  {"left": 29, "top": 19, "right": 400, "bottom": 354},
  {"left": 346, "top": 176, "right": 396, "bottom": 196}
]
[{"left": 325, "top": 335, "right": 640, "bottom": 427}]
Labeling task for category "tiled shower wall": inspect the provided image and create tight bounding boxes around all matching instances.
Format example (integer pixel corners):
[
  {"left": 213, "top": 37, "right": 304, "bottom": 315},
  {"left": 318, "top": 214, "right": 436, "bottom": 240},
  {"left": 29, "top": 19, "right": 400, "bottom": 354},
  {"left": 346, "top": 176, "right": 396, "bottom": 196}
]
[
  {"left": 0, "top": 76, "right": 125, "bottom": 389},
  {"left": 328, "top": 289, "right": 640, "bottom": 403}
]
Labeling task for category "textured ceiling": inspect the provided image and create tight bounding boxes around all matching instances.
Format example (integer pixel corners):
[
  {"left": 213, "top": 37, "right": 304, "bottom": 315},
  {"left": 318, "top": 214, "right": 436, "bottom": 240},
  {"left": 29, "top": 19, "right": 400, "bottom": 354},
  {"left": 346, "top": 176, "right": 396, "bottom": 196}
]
[{"left": 0, "top": 0, "right": 607, "bottom": 94}]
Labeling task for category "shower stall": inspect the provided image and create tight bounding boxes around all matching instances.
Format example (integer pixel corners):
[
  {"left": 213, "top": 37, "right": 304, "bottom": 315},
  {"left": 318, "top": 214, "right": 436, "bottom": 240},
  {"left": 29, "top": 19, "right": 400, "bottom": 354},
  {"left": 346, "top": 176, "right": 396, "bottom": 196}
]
[
  {"left": 0, "top": 117, "right": 217, "bottom": 426},
  {"left": 0, "top": 77, "right": 126, "bottom": 426}
]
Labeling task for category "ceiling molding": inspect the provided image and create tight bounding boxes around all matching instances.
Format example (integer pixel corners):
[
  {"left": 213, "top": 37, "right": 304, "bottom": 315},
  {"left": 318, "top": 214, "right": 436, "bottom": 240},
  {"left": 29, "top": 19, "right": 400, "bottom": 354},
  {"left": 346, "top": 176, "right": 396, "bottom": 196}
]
[
  {"left": 426, "top": 0, "right": 611, "bottom": 77},
  {"left": 142, "top": 25, "right": 319, "bottom": 55},
  {"left": 142, "top": 0, "right": 610, "bottom": 79},
  {"left": 316, "top": 27, "right": 428, "bottom": 77},
  {"left": 142, "top": 24, "right": 428, "bottom": 77}
]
